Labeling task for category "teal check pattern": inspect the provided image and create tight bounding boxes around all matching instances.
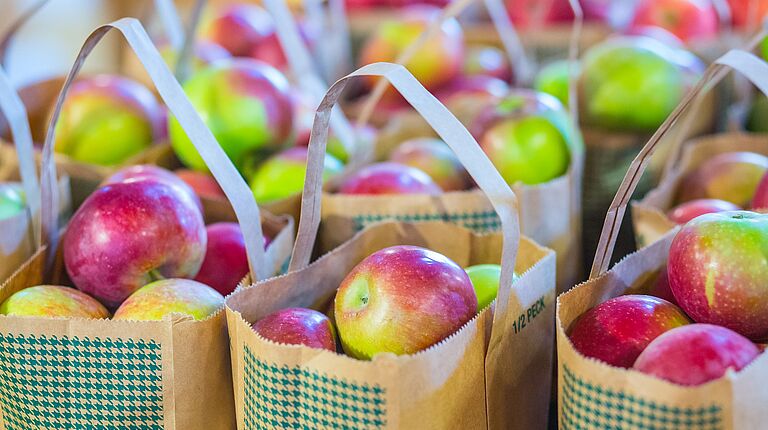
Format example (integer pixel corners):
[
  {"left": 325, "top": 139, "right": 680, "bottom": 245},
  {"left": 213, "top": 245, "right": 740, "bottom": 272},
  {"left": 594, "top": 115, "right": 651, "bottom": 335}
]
[
  {"left": 243, "top": 346, "right": 386, "bottom": 429},
  {"left": 353, "top": 211, "right": 501, "bottom": 233},
  {"left": 0, "top": 333, "right": 163, "bottom": 429},
  {"left": 561, "top": 365, "right": 723, "bottom": 430}
]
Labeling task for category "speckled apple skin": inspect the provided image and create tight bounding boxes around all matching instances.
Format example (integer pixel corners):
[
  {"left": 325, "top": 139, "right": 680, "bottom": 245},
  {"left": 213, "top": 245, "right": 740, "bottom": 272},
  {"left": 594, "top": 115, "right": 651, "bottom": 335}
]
[
  {"left": 390, "top": 138, "right": 471, "bottom": 192},
  {"left": 633, "top": 324, "right": 760, "bottom": 386},
  {"left": 338, "top": 162, "right": 442, "bottom": 195},
  {"left": 669, "top": 211, "right": 768, "bottom": 340},
  {"left": 252, "top": 307, "right": 337, "bottom": 351},
  {"left": 667, "top": 199, "right": 741, "bottom": 224},
  {"left": 678, "top": 152, "right": 768, "bottom": 207},
  {"left": 63, "top": 181, "right": 206, "bottom": 309},
  {"left": 568, "top": 295, "right": 690, "bottom": 368},
  {"left": 113, "top": 279, "right": 224, "bottom": 321},
  {"left": 103, "top": 164, "right": 202, "bottom": 211},
  {"left": 0, "top": 285, "right": 109, "bottom": 319},
  {"left": 334, "top": 245, "right": 477, "bottom": 359}
]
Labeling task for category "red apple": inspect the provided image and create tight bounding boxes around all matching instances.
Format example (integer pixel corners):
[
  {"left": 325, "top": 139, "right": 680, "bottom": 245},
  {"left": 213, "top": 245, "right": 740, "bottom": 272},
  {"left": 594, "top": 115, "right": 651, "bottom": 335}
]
[
  {"left": 629, "top": 0, "right": 718, "bottom": 43},
  {"left": 669, "top": 211, "right": 768, "bottom": 339},
  {"left": 334, "top": 245, "right": 477, "bottom": 359},
  {"left": 0, "top": 285, "right": 109, "bottom": 318},
  {"left": 103, "top": 164, "right": 202, "bottom": 211},
  {"left": 338, "top": 162, "right": 442, "bottom": 195},
  {"left": 113, "top": 279, "right": 224, "bottom": 321},
  {"left": 678, "top": 152, "right": 768, "bottom": 207},
  {"left": 634, "top": 324, "right": 760, "bottom": 385},
  {"left": 175, "top": 169, "right": 225, "bottom": 200},
  {"left": 63, "top": 180, "right": 206, "bottom": 309},
  {"left": 463, "top": 46, "right": 512, "bottom": 82},
  {"left": 648, "top": 266, "right": 679, "bottom": 306},
  {"left": 252, "top": 307, "right": 337, "bottom": 351},
  {"left": 568, "top": 295, "right": 691, "bottom": 368},
  {"left": 389, "top": 138, "right": 471, "bottom": 191},
  {"left": 751, "top": 170, "right": 768, "bottom": 210},
  {"left": 504, "top": 0, "right": 574, "bottom": 28},
  {"left": 727, "top": 0, "right": 768, "bottom": 29},
  {"left": 667, "top": 199, "right": 741, "bottom": 224}
]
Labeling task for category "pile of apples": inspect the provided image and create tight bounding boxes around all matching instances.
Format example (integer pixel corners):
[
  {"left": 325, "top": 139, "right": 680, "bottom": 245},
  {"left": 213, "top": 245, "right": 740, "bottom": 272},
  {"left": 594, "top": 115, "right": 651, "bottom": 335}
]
[
  {"left": 251, "top": 245, "right": 510, "bottom": 359},
  {"left": 568, "top": 207, "right": 768, "bottom": 386},
  {"left": 0, "top": 165, "right": 263, "bottom": 321}
]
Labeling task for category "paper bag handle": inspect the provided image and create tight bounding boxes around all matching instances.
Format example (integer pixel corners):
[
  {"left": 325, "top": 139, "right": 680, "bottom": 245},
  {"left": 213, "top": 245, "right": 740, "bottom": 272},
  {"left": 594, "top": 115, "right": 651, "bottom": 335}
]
[
  {"left": 590, "top": 49, "right": 768, "bottom": 279},
  {"left": 0, "top": 66, "right": 40, "bottom": 248},
  {"left": 291, "top": 63, "right": 521, "bottom": 315},
  {"left": 40, "top": 18, "right": 270, "bottom": 281},
  {"left": 0, "top": 0, "right": 49, "bottom": 69}
]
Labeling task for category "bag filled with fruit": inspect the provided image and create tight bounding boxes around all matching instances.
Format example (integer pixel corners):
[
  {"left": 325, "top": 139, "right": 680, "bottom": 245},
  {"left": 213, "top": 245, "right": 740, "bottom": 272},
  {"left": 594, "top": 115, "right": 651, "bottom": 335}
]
[
  {"left": 557, "top": 49, "right": 768, "bottom": 429},
  {"left": 226, "top": 62, "right": 557, "bottom": 430},
  {"left": 0, "top": 18, "right": 294, "bottom": 429}
]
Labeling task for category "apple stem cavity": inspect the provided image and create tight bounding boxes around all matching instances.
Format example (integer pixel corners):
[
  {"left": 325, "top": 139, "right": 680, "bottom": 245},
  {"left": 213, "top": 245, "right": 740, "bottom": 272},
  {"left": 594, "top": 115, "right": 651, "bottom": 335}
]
[{"left": 342, "top": 277, "right": 371, "bottom": 313}]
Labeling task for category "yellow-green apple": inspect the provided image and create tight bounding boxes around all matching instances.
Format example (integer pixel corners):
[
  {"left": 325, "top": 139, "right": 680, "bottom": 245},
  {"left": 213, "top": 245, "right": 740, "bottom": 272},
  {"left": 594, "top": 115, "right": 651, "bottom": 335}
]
[
  {"left": 250, "top": 146, "right": 344, "bottom": 204},
  {"left": 504, "top": 0, "right": 574, "bottom": 28},
  {"left": 194, "top": 222, "right": 271, "bottom": 296},
  {"left": 54, "top": 75, "right": 164, "bottom": 165},
  {"left": 727, "top": 0, "right": 768, "bottom": 28},
  {"left": 252, "top": 307, "right": 337, "bottom": 351},
  {"left": 359, "top": 5, "right": 464, "bottom": 99},
  {"left": 389, "top": 138, "right": 471, "bottom": 191},
  {"left": 337, "top": 162, "right": 442, "bottom": 195},
  {"left": 629, "top": 0, "right": 718, "bottom": 43},
  {"left": 175, "top": 169, "right": 225, "bottom": 200},
  {"left": 667, "top": 199, "right": 741, "bottom": 224},
  {"left": 568, "top": 295, "right": 690, "bottom": 368},
  {"left": 334, "top": 245, "right": 477, "bottom": 359},
  {"left": 169, "top": 59, "right": 295, "bottom": 172},
  {"left": 669, "top": 211, "right": 768, "bottom": 339},
  {"left": 678, "top": 152, "right": 768, "bottom": 207},
  {"left": 463, "top": 46, "right": 512, "bottom": 82},
  {"left": 103, "top": 164, "right": 202, "bottom": 211},
  {"left": 0, "top": 183, "right": 25, "bottom": 221},
  {"left": 113, "top": 279, "right": 223, "bottom": 321},
  {"left": 465, "top": 264, "right": 519, "bottom": 310},
  {"left": 633, "top": 324, "right": 760, "bottom": 385},
  {"left": 0, "top": 285, "right": 109, "bottom": 318},
  {"left": 534, "top": 60, "right": 571, "bottom": 107},
  {"left": 63, "top": 180, "right": 206, "bottom": 309}
]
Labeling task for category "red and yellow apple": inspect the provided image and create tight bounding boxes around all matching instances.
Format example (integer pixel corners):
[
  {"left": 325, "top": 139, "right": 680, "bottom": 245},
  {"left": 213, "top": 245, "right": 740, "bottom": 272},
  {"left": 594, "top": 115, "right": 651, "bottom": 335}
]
[
  {"left": 389, "top": 138, "right": 471, "bottom": 192},
  {"left": 629, "top": 0, "right": 718, "bottom": 43},
  {"left": 678, "top": 152, "right": 768, "bottom": 207},
  {"left": 252, "top": 307, "right": 337, "bottom": 351},
  {"left": 0, "top": 285, "right": 109, "bottom": 319},
  {"left": 113, "top": 279, "right": 224, "bottom": 321},
  {"left": 103, "top": 164, "right": 202, "bottom": 211},
  {"left": 337, "top": 162, "right": 442, "bottom": 195},
  {"left": 667, "top": 199, "right": 741, "bottom": 224}
]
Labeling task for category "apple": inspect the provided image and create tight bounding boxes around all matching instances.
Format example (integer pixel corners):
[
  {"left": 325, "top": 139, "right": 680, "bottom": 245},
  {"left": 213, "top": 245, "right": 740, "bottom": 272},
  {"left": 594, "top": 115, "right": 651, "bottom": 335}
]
[
  {"left": 647, "top": 266, "right": 678, "bottom": 306},
  {"left": 504, "top": 0, "right": 574, "bottom": 28},
  {"left": 159, "top": 40, "right": 231, "bottom": 72},
  {"left": 463, "top": 46, "right": 512, "bottom": 82},
  {"left": 169, "top": 59, "right": 295, "bottom": 172},
  {"left": 249, "top": 146, "right": 344, "bottom": 204},
  {"left": 747, "top": 95, "right": 768, "bottom": 133},
  {"left": 337, "top": 162, "right": 442, "bottom": 195},
  {"left": 629, "top": 0, "right": 718, "bottom": 43},
  {"left": 752, "top": 170, "right": 768, "bottom": 210},
  {"left": 667, "top": 199, "right": 741, "bottom": 224},
  {"left": 0, "top": 285, "right": 109, "bottom": 318},
  {"left": 175, "top": 169, "right": 225, "bottom": 200},
  {"left": 567, "top": 295, "right": 691, "bottom": 368},
  {"left": 63, "top": 180, "right": 206, "bottom": 309},
  {"left": 465, "top": 264, "right": 519, "bottom": 310},
  {"left": 678, "top": 152, "right": 768, "bottom": 207},
  {"left": 252, "top": 307, "right": 337, "bottom": 351},
  {"left": 727, "top": 0, "right": 768, "bottom": 28},
  {"left": 103, "top": 164, "right": 202, "bottom": 211},
  {"left": 669, "top": 211, "right": 768, "bottom": 339},
  {"left": 432, "top": 75, "right": 509, "bottom": 107},
  {"left": 113, "top": 279, "right": 224, "bottom": 321},
  {"left": 194, "top": 222, "right": 271, "bottom": 296},
  {"left": 359, "top": 5, "right": 464, "bottom": 98},
  {"left": 334, "top": 245, "right": 477, "bottom": 359},
  {"left": 0, "top": 183, "right": 25, "bottom": 221},
  {"left": 582, "top": 0, "right": 613, "bottom": 21},
  {"left": 389, "top": 138, "right": 471, "bottom": 192},
  {"left": 534, "top": 60, "right": 571, "bottom": 108},
  {"left": 54, "top": 75, "right": 164, "bottom": 166},
  {"left": 633, "top": 324, "right": 760, "bottom": 385}
]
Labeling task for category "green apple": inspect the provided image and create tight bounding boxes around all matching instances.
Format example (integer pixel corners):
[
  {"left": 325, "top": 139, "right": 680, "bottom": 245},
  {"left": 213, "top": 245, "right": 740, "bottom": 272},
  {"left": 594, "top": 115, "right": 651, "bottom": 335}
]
[
  {"left": 534, "top": 60, "right": 572, "bottom": 107},
  {"left": 465, "top": 264, "right": 518, "bottom": 309},
  {"left": 0, "top": 183, "right": 25, "bottom": 221}
]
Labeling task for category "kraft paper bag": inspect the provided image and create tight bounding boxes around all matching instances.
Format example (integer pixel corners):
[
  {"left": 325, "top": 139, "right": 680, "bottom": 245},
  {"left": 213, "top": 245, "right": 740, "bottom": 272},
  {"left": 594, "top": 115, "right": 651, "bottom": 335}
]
[
  {"left": 0, "top": 19, "right": 294, "bottom": 429},
  {"left": 226, "top": 62, "right": 557, "bottom": 430},
  {"left": 558, "top": 50, "right": 768, "bottom": 430}
]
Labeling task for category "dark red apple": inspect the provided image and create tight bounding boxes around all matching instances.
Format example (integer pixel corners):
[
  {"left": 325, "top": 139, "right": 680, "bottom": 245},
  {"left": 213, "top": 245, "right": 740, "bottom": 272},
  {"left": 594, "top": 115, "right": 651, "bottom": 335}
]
[
  {"left": 667, "top": 199, "right": 741, "bottom": 224},
  {"left": 337, "top": 162, "right": 442, "bottom": 195},
  {"left": 252, "top": 307, "right": 337, "bottom": 351}
]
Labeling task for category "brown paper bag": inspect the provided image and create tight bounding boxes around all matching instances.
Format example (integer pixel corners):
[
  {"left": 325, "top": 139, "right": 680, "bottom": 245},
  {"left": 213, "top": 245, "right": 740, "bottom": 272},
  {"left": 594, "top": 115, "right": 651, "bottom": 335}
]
[
  {"left": 226, "top": 62, "right": 556, "bottom": 430},
  {"left": 0, "top": 18, "right": 294, "bottom": 429},
  {"left": 558, "top": 49, "right": 768, "bottom": 429}
]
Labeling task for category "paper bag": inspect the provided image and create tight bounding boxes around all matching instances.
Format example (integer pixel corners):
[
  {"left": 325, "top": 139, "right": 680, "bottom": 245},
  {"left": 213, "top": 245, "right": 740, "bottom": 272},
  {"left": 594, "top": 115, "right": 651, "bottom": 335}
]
[
  {"left": 226, "top": 62, "right": 557, "bottom": 430},
  {"left": 0, "top": 18, "right": 294, "bottom": 429},
  {"left": 558, "top": 49, "right": 768, "bottom": 430}
]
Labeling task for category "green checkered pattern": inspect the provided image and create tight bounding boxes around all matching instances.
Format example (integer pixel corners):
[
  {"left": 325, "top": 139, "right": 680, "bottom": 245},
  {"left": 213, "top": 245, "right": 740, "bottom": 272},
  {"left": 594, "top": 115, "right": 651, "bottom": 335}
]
[
  {"left": 0, "top": 333, "right": 163, "bottom": 429},
  {"left": 561, "top": 365, "right": 723, "bottom": 430},
  {"left": 353, "top": 211, "right": 501, "bottom": 234},
  {"left": 244, "top": 346, "right": 386, "bottom": 429}
]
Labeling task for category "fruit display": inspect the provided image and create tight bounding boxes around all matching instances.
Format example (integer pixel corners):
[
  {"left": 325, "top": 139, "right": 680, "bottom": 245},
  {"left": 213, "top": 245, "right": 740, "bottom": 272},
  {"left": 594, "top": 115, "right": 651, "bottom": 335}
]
[{"left": 627, "top": 0, "right": 718, "bottom": 43}]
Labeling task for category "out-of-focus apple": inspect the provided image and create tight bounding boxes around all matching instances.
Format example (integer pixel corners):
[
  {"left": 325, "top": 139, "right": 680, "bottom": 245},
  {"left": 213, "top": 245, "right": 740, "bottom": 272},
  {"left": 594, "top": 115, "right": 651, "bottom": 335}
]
[
  {"left": 463, "top": 46, "right": 512, "bottom": 82},
  {"left": 159, "top": 40, "right": 231, "bottom": 72},
  {"left": 432, "top": 75, "right": 509, "bottom": 107},
  {"left": 752, "top": 170, "right": 768, "bottom": 210},
  {"left": 103, "top": 164, "right": 202, "bottom": 211},
  {"left": 389, "top": 138, "right": 471, "bottom": 191},
  {"left": 113, "top": 279, "right": 224, "bottom": 321},
  {"left": 338, "top": 162, "right": 442, "bottom": 195},
  {"left": 175, "top": 169, "right": 225, "bottom": 200},
  {"left": 669, "top": 211, "right": 768, "bottom": 339},
  {"left": 252, "top": 307, "right": 337, "bottom": 351},
  {"left": 0, "top": 285, "right": 109, "bottom": 318},
  {"left": 629, "top": 0, "right": 718, "bottom": 43},
  {"left": 727, "top": 0, "right": 768, "bottom": 29},
  {"left": 747, "top": 95, "right": 768, "bottom": 133},
  {"left": 504, "top": 0, "right": 574, "bottom": 28},
  {"left": 54, "top": 75, "right": 164, "bottom": 166},
  {"left": 465, "top": 264, "right": 519, "bottom": 310},
  {"left": 334, "top": 245, "right": 477, "bottom": 359},
  {"left": 63, "top": 180, "right": 206, "bottom": 309},
  {"left": 0, "top": 183, "right": 25, "bottom": 221},
  {"left": 169, "top": 59, "right": 294, "bottom": 172},
  {"left": 568, "top": 294, "right": 691, "bottom": 368},
  {"left": 678, "top": 152, "right": 768, "bottom": 207},
  {"left": 534, "top": 60, "right": 572, "bottom": 108},
  {"left": 633, "top": 324, "right": 760, "bottom": 385},
  {"left": 667, "top": 199, "right": 741, "bottom": 224},
  {"left": 249, "top": 146, "right": 344, "bottom": 204}
]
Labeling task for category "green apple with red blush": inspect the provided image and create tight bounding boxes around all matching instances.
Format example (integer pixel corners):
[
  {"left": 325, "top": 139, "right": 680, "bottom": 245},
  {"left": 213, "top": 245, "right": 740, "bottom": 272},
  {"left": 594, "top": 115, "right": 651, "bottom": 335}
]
[
  {"left": 389, "top": 138, "right": 471, "bottom": 192},
  {"left": 0, "top": 285, "right": 109, "bottom": 319},
  {"left": 113, "top": 279, "right": 224, "bottom": 321},
  {"left": 252, "top": 308, "right": 337, "bottom": 351}
]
